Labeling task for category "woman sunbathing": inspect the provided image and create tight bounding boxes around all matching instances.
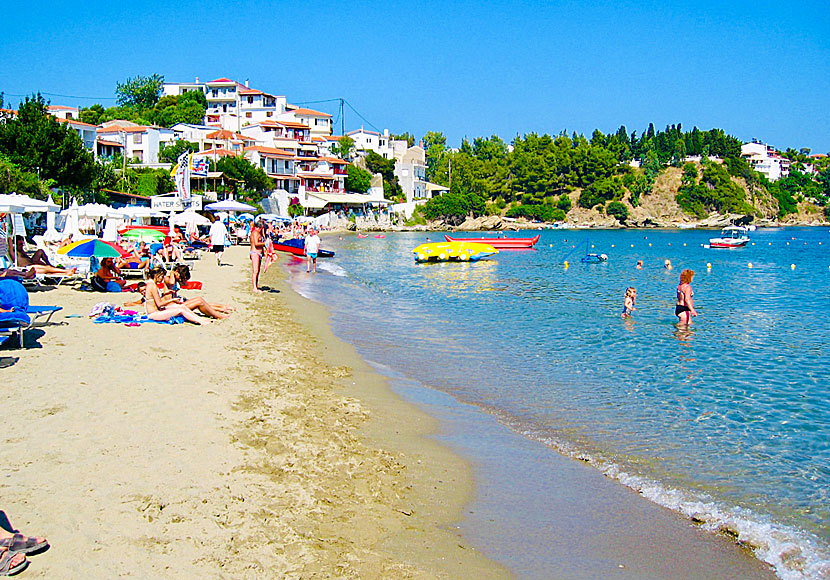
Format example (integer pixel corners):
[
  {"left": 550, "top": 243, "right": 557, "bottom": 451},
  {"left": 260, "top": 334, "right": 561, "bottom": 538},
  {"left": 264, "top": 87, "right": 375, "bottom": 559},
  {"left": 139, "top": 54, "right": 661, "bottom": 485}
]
[
  {"left": 143, "top": 268, "right": 203, "bottom": 324},
  {"left": 161, "top": 265, "right": 232, "bottom": 318},
  {"left": 8, "top": 238, "right": 76, "bottom": 276}
]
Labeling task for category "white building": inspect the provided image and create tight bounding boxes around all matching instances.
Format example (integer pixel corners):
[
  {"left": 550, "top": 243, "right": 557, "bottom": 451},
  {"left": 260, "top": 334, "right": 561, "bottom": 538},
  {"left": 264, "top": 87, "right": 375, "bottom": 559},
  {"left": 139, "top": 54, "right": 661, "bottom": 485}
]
[
  {"left": 47, "top": 105, "right": 79, "bottom": 120},
  {"left": 280, "top": 106, "right": 332, "bottom": 137},
  {"left": 244, "top": 146, "right": 299, "bottom": 194},
  {"left": 97, "top": 122, "right": 173, "bottom": 165},
  {"left": 741, "top": 141, "right": 791, "bottom": 181},
  {"left": 393, "top": 145, "right": 428, "bottom": 203},
  {"left": 348, "top": 127, "right": 394, "bottom": 159}
]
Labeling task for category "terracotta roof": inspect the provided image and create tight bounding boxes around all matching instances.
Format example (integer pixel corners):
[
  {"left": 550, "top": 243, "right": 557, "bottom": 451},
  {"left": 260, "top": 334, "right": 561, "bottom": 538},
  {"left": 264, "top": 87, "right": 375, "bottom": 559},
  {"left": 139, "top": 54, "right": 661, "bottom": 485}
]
[
  {"left": 207, "top": 77, "right": 235, "bottom": 84},
  {"left": 277, "top": 121, "right": 311, "bottom": 130},
  {"left": 97, "top": 139, "right": 123, "bottom": 147},
  {"left": 98, "top": 125, "right": 149, "bottom": 134},
  {"left": 193, "top": 148, "right": 238, "bottom": 158},
  {"left": 0, "top": 109, "right": 16, "bottom": 115},
  {"left": 56, "top": 117, "right": 98, "bottom": 128},
  {"left": 244, "top": 146, "right": 295, "bottom": 158},
  {"left": 48, "top": 105, "right": 78, "bottom": 111},
  {"left": 318, "top": 157, "right": 348, "bottom": 165},
  {"left": 289, "top": 107, "right": 331, "bottom": 118},
  {"left": 206, "top": 129, "right": 256, "bottom": 141}
]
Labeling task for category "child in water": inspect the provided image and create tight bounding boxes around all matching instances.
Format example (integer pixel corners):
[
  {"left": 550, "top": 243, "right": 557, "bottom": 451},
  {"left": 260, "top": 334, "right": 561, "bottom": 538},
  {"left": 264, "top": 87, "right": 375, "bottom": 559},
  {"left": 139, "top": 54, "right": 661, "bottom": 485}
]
[{"left": 621, "top": 287, "right": 637, "bottom": 318}]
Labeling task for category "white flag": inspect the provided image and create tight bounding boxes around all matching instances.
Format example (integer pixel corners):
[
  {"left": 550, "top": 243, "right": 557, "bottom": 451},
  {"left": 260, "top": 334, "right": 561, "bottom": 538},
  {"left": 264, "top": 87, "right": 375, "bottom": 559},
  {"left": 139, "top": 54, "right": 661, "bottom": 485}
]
[{"left": 175, "top": 152, "right": 191, "bottom": 201}]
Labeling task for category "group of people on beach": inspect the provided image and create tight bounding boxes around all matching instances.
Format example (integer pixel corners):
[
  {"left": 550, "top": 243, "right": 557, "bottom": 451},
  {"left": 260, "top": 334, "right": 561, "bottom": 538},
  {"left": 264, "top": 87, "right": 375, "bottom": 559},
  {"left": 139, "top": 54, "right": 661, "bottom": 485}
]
[{"left": 622, "top": 262, "right": 697, "bottom": 325}]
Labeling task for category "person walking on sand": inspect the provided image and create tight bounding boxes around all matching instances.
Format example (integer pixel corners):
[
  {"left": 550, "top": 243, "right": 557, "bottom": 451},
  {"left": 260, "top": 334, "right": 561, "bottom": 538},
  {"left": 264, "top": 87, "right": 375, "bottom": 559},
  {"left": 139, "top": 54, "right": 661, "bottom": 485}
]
[
  {"left": 621, "top": 287, "right": 637, "bottom": 318},
  {"left": 209, "top": 218, "right": 228, "bottom": 266},
  {"left": 250, "top": 221, "right": 266, "bottom": 292},
  {"left": 675, "top": 269, "right": 697, "bottom": 325},
  {"left": 305, "top": 228, "right": 321, "bottom": 273}
]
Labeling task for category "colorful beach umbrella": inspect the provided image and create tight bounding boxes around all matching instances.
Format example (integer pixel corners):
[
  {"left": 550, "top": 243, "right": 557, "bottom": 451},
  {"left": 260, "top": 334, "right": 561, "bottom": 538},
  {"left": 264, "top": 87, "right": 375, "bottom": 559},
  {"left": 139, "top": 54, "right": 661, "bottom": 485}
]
[
  {"left": 121, "top": 228, "right": 165, "bottom": 242},
  {"left": 57, "top": 239, "right": 128, "bottom": 258}
]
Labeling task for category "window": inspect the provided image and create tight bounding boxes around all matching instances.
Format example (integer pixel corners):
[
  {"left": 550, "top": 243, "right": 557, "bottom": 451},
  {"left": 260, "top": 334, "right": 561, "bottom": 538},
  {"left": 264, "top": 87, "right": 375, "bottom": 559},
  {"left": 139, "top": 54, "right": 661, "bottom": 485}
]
[
  {"left": 246, "top": 112, "right": 252, "bottom": 118},
  {"left": 247, "top": 96, "right": 253, "bottom": 104},
  {"left": 266, "top": 111, "right": 272, "bottom": 117},
  {"left": 133, "top": 134, "right": 143, "bottom": 144}
]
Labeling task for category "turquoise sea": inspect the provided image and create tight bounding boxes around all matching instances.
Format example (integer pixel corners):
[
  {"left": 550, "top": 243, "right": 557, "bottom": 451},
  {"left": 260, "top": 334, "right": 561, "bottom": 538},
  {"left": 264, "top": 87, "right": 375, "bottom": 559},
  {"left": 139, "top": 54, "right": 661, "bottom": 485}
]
[{"left": 285, "top": 227, "right": 830, "bottom": 580}]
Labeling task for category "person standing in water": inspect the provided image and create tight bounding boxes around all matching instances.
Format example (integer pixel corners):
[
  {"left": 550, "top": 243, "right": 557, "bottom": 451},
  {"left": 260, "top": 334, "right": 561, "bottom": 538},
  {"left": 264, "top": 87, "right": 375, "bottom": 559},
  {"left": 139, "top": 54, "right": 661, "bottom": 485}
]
[
  {"left": 621, "top": 287, "right": 637, "bottom": 318},
  {"left": 675, "top": 269, "right": 697, "bottom": 324},
  {"left": 305, "top": 228, "right": 321, "bottom": 273}
]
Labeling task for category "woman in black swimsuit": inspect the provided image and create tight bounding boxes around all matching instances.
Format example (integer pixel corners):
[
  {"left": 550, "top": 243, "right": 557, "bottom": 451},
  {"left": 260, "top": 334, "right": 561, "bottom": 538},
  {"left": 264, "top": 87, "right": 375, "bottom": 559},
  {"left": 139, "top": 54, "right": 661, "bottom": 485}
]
[{"left": 675, "top": 269, "right": 697, "bottom": 324}]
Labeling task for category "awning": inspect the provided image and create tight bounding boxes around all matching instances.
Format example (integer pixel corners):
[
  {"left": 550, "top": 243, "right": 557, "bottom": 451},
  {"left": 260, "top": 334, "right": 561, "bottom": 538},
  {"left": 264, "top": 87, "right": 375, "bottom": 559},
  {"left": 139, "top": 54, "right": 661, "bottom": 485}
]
[{"left": 305, "top": 193, "right": 389, "bottom": 207}]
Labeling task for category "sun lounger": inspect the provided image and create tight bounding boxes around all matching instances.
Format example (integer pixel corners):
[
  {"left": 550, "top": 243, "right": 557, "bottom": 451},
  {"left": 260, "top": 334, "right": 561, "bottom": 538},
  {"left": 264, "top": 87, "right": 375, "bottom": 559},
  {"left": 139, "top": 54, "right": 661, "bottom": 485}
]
[{"left": 0, "top": 279, "right": 62, "bottom": 348}]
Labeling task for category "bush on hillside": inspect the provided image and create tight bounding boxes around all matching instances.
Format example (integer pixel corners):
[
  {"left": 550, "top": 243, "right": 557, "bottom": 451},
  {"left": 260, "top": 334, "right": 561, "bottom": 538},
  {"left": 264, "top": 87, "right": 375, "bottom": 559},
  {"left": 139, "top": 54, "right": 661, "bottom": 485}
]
[
  {"left": 578, "top": 176, "right": 625, "bottom": 209},
  {"left": 606, "top": 201, "right": 629, "bottom": 223}
]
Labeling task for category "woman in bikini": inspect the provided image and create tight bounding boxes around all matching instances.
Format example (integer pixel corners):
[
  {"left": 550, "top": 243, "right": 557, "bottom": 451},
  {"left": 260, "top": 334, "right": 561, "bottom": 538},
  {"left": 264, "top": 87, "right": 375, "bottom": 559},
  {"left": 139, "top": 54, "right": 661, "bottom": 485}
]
[
  {"left": 143, "top": 267, "right": 203, "bottom": 324},
  {"left": 249, "top": 221, "right": 266, "bottom": 293},
  {"left": 675, "top": 269, "right": 697, "bottom": 325},
  {"left": 162, "top": 264, "right": 232, "bottom": 318}
]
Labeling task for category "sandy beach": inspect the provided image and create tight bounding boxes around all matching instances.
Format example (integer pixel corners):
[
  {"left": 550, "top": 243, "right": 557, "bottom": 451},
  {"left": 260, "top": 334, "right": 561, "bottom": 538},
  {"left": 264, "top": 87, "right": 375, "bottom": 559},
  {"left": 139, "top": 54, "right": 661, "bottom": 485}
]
[{"left": 0, "top": 245, "right": 504, "bottom": 578}]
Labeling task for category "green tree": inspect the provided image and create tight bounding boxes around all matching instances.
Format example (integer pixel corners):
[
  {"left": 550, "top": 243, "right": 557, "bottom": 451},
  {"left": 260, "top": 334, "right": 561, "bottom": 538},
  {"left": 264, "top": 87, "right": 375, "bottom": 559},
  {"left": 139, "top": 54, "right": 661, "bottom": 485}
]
[
  {"left": 364, "top": 150, "right": 403, "bottom": 201},
  {"left": 116, "top": 74, "right": 164, "bottom": 109},
  {"left": 0, "top": 154, "right": 47, "bottom": 197},
  {"left": 606, "top": 201, "right": 629, "bottom": 223},
  {"left": 79, "top": 104, "right": 106, "bottom": 125},
  {"left": 215, "top": 156, "right": 274, "bottom": 196},
  {"left": 0, "top": 93, "right": 96, "bottom": 191},
  {"left": 150, "top": 91, "right": 207, "bottom": 127},
  {"left": 331, "top": 136, "right": 355, "bottom": 160},
  {"left": 345, "top": 164, "right": 371, "bottom": 193},
  {"left": 391, "top": 132, "right": 415, "bottom": 147},
  {"left": 423, "top": 131, "right": 448, "bottom": 184},
  {"left": 159, "top": 140, "right": 198, "bottom": 163}
]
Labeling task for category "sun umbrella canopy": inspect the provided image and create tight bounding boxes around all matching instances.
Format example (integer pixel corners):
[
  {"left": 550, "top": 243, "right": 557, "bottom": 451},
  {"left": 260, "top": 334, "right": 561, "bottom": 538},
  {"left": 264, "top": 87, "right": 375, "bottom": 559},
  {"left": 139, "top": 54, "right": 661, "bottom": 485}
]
[
  {"left": 169, "top": 210, "right": 210, "bottom": 227},
  {"left": 0, "top": 193, "right": 59, "bottom": 212},
  {"left": 58, "top": 239, "right": 128, "bottom": 258},
  {"left": 205, "top": 200, "right": 257, "bottom": 212},
  {"left": 0, "top": 204, "right": 25, "bottom": 213},
  {"left": 77, "top": 203, "right": 125, "bottom": 218},
  {"left": 121, "top": 228, "right": 165, "bottom": 242}
]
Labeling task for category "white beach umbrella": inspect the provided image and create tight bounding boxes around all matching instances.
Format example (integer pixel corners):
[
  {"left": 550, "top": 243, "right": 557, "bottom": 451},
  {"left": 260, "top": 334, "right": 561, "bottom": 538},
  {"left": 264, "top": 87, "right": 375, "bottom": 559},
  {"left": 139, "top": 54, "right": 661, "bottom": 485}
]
[
  {"left": 77, "top": 203, "right": 124, "bottom": 218},
  {"left": 61, "top": 199, "right": 81, "bottom": 240},
  {"left": 0, "top": 193, "right": 59, "bottom": 213},
  {"left": 204, "top": 200, "right": 257, "bottom": 212},
  {"left": 101, "top": 217, "right": 121, "bottom": 242}
]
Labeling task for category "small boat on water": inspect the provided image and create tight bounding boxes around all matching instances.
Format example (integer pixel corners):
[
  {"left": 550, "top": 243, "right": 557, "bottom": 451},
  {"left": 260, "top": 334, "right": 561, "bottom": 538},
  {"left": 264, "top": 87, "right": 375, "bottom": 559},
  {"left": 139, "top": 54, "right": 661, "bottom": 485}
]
[
  {"left": 413, "top": 241, "right": 498, "bottom": 263},
  {"left": 709, "top": 226, "right": 750, "bottom": 248},
  {"left": 272, "top": 238, "right": 335, "bottom": 258},
  {"left": 443, "top": 234, "right": 540, "bottom": 249}
]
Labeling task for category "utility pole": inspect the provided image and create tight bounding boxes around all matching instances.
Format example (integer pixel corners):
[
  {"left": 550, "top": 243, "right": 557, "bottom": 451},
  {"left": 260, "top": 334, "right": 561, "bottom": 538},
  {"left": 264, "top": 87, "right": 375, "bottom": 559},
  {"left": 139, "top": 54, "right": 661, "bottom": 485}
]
[{"left": 340, "top": 98, "right": 345, "bottom": 137}]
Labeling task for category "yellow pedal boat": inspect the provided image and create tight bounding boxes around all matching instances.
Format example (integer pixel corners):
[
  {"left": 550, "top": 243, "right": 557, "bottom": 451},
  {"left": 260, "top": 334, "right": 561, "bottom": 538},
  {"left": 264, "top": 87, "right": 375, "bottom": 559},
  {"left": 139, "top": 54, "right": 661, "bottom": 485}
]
[{"left": 412, "top": 241, "right": 498, "bottom": 263}]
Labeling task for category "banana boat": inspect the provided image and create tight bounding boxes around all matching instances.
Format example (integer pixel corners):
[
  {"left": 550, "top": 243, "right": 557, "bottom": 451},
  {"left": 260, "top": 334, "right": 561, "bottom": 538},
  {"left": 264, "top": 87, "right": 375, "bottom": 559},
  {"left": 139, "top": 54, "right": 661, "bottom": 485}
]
[{"left": 412, "top": 241, "right": 498, "bottom": 263}]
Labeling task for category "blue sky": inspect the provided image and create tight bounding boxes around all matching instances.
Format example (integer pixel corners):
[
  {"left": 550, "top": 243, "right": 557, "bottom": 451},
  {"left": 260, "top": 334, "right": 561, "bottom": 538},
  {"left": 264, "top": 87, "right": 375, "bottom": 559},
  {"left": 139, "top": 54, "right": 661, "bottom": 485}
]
[{"left": 2, "top": 0, "right": 828, "bottom": 152}]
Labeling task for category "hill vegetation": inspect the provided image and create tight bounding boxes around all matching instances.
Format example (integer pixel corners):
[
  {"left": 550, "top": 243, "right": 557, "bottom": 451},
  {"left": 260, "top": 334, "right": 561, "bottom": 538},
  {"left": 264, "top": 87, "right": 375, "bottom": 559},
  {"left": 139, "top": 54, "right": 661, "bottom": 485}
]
[{"left": 417, "top": 124, "right": 830, "bottom": 226}]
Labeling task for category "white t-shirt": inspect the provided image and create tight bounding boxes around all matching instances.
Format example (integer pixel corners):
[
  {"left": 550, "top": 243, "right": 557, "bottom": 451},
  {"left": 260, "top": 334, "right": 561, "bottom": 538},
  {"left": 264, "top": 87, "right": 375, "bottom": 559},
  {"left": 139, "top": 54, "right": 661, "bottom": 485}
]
[
  {"left": 209, "top": 221, "right": 228, "bottom": 246},
  {"left": 305, "top": 234, "right": 321, "bottom": 254}
]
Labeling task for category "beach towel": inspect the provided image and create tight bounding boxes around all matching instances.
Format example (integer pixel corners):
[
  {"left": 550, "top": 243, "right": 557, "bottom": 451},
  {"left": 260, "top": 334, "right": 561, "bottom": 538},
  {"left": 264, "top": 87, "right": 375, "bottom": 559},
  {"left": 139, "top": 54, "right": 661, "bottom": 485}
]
[{"left": 92, "top": 313, "right": 186, "bottom": 325}]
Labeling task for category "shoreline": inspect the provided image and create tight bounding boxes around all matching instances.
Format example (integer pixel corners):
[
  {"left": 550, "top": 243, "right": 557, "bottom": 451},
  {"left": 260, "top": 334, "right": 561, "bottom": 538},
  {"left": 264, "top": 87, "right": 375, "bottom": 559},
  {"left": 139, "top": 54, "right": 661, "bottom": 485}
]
[{"left": 0, "top": 245, "right": 504, "bottom": 578}]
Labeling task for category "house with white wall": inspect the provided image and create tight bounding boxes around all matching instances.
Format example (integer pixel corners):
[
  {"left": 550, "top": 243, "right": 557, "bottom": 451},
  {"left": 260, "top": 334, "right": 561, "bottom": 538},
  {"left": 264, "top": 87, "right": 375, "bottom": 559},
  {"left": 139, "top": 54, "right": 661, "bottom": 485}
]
[
  {"left": 56, "top": 118, "right": 98, "bottom": 156},
  {"left": 741, "top": 141, "right": 791, "bottom": 181},
  {"left": 47, "top": 105, "right": 79, "bottom": 120},
  {"left": 348, "top": 128, "right": 395, "bottom": 159},
  {"left": 244, "top": 146, "right": 299, "bottom": 193},
  {"left": 280, "top": 106, "right": 332, "bottom": 137},
  {"left": 97, "top": 122, "right": 172, "bottom": 165}
]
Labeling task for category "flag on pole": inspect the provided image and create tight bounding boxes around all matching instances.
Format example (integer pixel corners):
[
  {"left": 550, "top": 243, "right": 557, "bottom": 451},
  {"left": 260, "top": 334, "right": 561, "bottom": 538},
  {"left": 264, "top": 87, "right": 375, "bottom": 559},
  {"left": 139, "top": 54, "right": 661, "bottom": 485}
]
[
  {"left": 191, "top": 156, "right": 208, "bottom": 177},
  {"left": 175, "top": 151, "right": 191, "bottom": 201}
]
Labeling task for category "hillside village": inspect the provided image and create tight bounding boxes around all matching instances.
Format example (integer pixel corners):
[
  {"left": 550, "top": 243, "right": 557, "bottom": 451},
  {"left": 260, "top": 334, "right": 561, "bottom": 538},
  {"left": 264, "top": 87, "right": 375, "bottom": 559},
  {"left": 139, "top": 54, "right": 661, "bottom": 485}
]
[{"left": 1, "top": 75, "right": 828, "bottom": 229}]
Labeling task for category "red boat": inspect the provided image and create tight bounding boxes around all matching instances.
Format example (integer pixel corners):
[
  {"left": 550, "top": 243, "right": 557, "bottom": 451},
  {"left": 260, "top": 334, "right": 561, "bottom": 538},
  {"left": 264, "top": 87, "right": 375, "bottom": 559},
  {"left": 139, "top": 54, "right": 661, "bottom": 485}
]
[
  {"left": 272, "top": 238, "right": 335, "bottom": 258},
  {"left": 444, "top": 234, "right": 540, "bottom": 249}
]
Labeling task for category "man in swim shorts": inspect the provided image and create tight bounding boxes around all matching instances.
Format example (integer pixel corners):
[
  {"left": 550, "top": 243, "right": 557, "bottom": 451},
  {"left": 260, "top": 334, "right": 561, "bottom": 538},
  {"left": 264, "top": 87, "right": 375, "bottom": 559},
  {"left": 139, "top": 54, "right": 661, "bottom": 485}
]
[{"left": 305, "top": 228, "right": 321, "bottom": 273}]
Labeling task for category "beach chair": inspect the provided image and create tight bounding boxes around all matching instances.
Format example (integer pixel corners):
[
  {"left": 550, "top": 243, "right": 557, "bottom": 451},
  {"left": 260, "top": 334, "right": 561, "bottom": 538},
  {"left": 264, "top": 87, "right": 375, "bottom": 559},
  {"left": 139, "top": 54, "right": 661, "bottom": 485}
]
[{"left": 0, "top": 279, "right": 61, "bottom": 348}]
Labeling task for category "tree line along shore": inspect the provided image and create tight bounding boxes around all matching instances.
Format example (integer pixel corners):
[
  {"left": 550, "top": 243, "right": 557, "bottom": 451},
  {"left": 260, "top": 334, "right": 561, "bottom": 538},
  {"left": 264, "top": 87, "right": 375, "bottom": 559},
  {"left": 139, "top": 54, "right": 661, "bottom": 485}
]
[{"left": 2, "top": 84, "right": 828, "bottom": 229}]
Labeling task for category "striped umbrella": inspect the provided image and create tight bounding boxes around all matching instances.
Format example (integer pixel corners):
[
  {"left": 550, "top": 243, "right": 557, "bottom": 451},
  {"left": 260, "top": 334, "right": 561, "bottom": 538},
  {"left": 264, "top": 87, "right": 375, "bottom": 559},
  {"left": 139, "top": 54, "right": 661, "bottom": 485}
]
[{"left": 57, "top": 239, "right": 129, "bottom": 258}]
